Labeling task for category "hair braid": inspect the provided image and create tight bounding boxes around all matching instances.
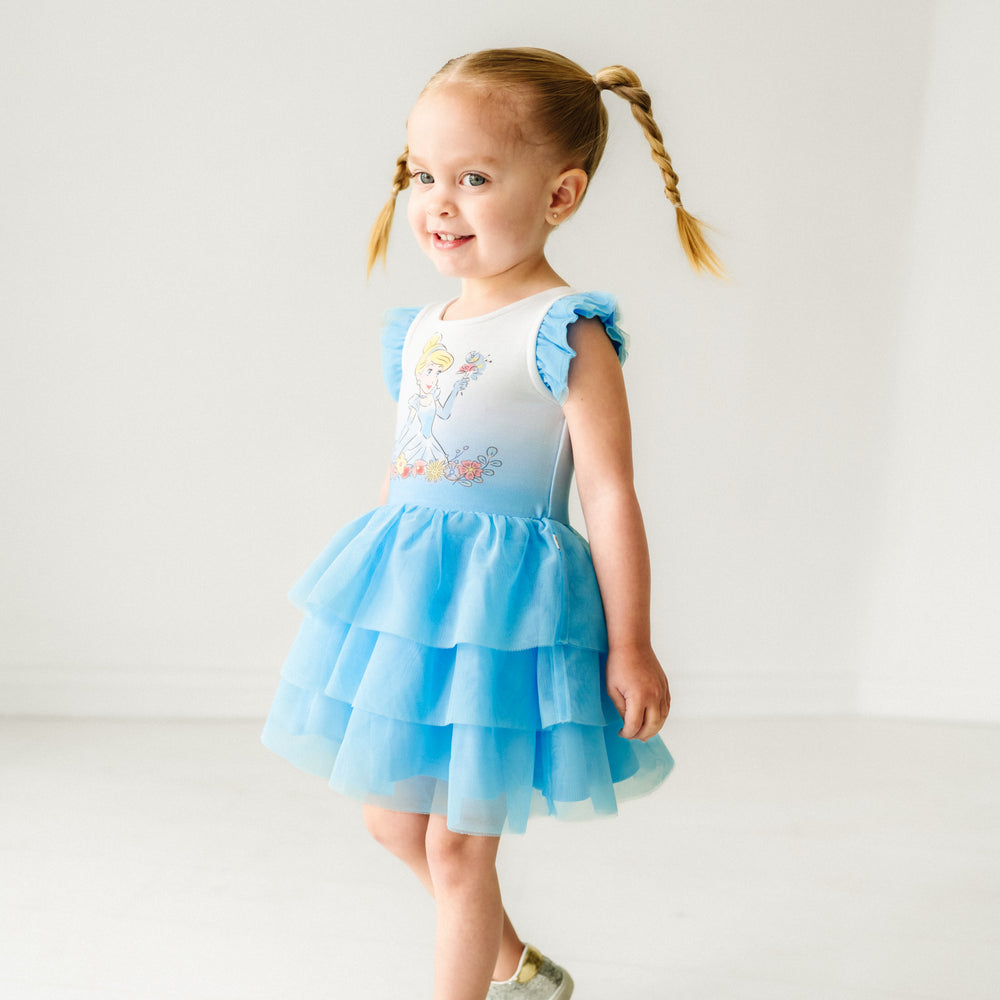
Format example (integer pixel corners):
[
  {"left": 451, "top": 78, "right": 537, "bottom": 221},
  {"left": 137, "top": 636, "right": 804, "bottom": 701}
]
[
  {"left": 595, "top": 65, "right": 725, "bottom": 277},
  {"left": 366, "top": 147, "right": 411, "bottom": 278}
]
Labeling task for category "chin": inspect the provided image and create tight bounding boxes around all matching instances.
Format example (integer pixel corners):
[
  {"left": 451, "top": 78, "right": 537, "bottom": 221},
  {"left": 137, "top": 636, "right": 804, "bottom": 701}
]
[{"left": 427, "top": 256, "right": 475, "bottom": 278}]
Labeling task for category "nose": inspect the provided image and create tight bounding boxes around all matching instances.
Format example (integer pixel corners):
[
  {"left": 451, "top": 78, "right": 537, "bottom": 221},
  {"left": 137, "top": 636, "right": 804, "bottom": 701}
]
[{"left": 425, "top": 185, "right": 456, "bottom": 218}]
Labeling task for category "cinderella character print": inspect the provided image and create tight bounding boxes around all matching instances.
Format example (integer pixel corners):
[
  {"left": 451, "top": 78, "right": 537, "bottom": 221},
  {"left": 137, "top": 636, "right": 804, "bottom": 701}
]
[{"left": 390, "top": 334, "right": 500, "bottom": 486}]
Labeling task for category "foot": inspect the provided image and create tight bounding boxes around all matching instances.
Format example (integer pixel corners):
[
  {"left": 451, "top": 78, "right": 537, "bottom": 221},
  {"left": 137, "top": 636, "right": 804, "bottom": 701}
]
[{"left": 487, "top": 944, "right": 573, "bottom": 999}]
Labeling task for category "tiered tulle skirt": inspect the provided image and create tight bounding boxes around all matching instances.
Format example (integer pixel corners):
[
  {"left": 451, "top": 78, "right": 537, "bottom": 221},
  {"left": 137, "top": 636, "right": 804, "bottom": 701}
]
[{"left": 261, "top": 503, "right": 673, "bottom": 835}]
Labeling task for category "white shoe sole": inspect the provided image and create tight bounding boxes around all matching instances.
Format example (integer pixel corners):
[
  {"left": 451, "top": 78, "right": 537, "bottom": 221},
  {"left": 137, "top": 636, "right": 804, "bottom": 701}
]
[{"left": 553, "top": 970, "right": 574, "bottom": 999}]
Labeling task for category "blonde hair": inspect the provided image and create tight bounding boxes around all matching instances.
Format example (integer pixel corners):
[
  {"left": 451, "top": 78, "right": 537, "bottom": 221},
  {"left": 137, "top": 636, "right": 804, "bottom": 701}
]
[
  {"left": 415, "top": 334, "right": 454, "bottom": 376},
  {"left": 366, "top": 47, "right": 724, "bottom": 278}
]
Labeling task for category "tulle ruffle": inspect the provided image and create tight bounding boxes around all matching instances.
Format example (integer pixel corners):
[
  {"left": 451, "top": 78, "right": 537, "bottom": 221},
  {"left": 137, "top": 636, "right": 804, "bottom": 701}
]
[
  {"left": 262, "top": 502, "right": 674, "bottom": 835},
  {"left": 274, "top": 614, "right": 608, "bottom": 732},
  {"left": 262, "top": 669, "right": 671, "bottom": 836},
  {"left": 535, "top": 291, "right": 629, "bottom": 404},
  {"left": 380, "top": 306, "right": 421, "bottom": 402},
  {"left": 288, "top": 503, "right": 609, "bottom": 653}
]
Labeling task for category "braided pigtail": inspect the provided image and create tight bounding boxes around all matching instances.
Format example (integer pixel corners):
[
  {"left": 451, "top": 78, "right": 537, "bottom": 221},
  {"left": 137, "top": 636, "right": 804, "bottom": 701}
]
[
  {"left": 594, "top": 65, "right": 724, "bottom": 278},
  {"left": 366, "top": 147, "right": 411, "bottom": 278}
]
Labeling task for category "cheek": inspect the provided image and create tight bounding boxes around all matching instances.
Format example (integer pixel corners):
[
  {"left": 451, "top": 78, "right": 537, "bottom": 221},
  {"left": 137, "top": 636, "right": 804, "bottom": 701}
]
[
  {"left": 406, "top": 194, "right": 423, "bottom": 237},
  {"left": 495, "top": 208, "right": 547, "bottom": 246},
  {"left": 478, "top": 204, "right": 526, "bottom": 241},
  {"left": 495, "top": 189, "right": 550, "bottom": 240}
]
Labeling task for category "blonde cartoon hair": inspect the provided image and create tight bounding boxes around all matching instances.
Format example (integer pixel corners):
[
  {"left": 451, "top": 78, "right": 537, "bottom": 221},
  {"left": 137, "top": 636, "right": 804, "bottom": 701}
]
[
  {"left": 366, "top": 47, "right": 724, "bottom": 278},
  {"left": 415, "top": 334, "right": 454, "bottom": 377}
]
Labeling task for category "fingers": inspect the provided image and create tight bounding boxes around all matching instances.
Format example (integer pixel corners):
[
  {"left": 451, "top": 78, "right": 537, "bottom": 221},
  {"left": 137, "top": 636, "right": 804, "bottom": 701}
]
[
  {"left": 606, "top": 655, "right": 671, "bottom": 741},
  {"left": 619, "top": 697, "right": 645, "bottom": 741},
  {"left": 617, "top": 692, "right": 670, "bottom": 742},
  {"left": 609, "top": 684, "right": 627, "bottom": 725}
]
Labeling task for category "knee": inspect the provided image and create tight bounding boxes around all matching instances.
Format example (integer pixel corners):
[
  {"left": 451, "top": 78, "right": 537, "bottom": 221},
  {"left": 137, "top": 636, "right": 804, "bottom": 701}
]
[
  {"left": 424, "top": 821, "right": 498, "bottom": 893},
  {"left": 363, "top": 806, "right": 428, "bottom": 864}
]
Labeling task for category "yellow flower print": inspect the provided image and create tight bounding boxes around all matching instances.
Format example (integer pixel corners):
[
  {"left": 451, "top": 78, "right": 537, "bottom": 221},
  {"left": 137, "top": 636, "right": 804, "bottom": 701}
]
[{"left": 425, "top": 459, "right": 447, "bottom": 482}]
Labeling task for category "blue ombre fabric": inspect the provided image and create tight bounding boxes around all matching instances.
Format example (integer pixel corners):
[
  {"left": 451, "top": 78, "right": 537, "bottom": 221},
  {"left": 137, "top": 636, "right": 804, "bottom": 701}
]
[{"left": 261, "top": 288, "right": 673, "bottom": 835}]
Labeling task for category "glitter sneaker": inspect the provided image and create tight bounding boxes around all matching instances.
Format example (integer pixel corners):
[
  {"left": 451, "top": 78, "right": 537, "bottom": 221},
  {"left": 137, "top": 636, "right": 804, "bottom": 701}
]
[{"left": 487, "top": 944, "right": 574, "bottom": 999}]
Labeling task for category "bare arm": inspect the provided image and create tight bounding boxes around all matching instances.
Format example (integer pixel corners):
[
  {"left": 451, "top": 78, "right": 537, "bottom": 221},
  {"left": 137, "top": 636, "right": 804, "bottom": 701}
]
[
  {"left": 377, "top": 467, "right": 390, "bottom": 505},
  {"left": 562, "top": 318, "right": 670, "bottom": 741}
]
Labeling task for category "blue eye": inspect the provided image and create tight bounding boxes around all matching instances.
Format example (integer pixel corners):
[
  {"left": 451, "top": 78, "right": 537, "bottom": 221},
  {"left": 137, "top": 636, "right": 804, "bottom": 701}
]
[
  {"left": 413, "top": 171, "right": 433, "bottom": 185},
  {"left": 462, "top": 173, "right": 487, "bottom": 187}
]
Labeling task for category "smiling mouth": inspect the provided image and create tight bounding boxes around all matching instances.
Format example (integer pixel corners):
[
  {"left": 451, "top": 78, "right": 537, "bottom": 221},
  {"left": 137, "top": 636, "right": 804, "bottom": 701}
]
[{"left": 432, "top": 232, "right": 474, "bottom": 248}]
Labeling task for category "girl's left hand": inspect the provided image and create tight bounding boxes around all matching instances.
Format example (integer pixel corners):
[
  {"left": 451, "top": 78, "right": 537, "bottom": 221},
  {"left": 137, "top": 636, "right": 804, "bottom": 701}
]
[{"left": 606, "top": 645, "right": 671, "bottom": 742}]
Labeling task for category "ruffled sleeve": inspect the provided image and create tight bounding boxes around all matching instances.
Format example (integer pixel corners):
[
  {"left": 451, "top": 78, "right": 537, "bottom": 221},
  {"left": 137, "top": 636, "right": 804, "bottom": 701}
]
[
  {"left": 535, "top": 291, "right": 630, "bottom": 405},
  {"left": 380, "top": 307, "right": 421, "bottom": 401}
]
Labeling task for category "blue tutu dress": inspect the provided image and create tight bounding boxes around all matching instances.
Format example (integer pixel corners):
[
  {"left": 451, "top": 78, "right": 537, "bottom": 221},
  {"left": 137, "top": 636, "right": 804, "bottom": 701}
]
[{"left": 261, "top": 287, "right": 673, "bottom": 835}]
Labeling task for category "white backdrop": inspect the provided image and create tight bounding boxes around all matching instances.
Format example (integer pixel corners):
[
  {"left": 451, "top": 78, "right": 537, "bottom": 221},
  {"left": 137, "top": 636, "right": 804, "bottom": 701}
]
[{"left": 2, "top": 0, "right": 996, "bottom": 721}]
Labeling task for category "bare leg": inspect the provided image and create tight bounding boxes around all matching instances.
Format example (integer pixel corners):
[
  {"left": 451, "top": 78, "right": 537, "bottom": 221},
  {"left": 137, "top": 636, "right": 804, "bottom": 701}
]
[
  {"left": 424, "top": 814, "right": 502, "bottom": 1000},
  {"left": 363, "top": 805, "right": 434, "bottom": 892},
  {"left": 363, "top": 805, "right": 524, "bottom": 982},
  {"left": 495, "top": 910, "right": 525, "bottom": 981}
]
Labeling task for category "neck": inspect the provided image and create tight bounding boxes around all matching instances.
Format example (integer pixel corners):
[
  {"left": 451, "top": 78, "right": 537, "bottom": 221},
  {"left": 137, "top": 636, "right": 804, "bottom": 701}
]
[{"left": 445, "top": 258, "right": 567, "bottom": 320}]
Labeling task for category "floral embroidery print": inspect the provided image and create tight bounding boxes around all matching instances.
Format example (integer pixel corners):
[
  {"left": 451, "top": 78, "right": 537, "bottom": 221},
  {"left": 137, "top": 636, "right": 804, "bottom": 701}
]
[
  {"left": 424, "top": 459, "right": 448, "bottom": 482},
  {"left": 391, "top": 445, "right": 502, "bottom": 487},
  {"left": 458, "top": 351, "right": 488, "bottom": 379},
  {"left": 390, "top": 340, "right": 500, "bottom": 488}
]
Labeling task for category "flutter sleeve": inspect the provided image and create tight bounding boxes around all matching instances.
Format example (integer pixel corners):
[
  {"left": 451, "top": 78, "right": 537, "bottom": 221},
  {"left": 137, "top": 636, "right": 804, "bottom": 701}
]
[
  {"left": 535, "top": 290, "right": 630, "bottom": 405},
  {"left": 380, "top": 307, "right": 421, "bottom": 402}
]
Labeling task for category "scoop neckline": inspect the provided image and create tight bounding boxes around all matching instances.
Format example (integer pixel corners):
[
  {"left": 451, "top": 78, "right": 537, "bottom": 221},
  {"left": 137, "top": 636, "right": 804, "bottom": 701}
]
[{"left": 435, "top": 286, "right": 572, "bottom": 324}]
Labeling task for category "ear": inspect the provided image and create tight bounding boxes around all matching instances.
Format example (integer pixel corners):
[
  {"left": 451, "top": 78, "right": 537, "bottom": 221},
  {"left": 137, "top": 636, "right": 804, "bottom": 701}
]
[{"left": 547, "top": 168, "right": 588, "bottom": 225}]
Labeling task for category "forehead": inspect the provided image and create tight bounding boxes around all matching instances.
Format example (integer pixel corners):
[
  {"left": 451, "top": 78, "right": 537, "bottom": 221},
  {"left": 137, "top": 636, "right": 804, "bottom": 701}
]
[{"left": 406, "top": 83, "right": 534, "bottom": 163}]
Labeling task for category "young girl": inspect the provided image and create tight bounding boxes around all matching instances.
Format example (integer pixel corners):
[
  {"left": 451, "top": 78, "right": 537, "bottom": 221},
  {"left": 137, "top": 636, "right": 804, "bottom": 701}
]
[{"left": 262, "top": 46, "right": 722, "bottom": 1000}]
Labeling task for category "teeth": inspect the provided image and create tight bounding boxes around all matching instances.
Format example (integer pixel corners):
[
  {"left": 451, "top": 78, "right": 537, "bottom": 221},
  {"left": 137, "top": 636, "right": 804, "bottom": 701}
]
[{"left": 436, "top": 233, "right": 464, "bottom": 241}]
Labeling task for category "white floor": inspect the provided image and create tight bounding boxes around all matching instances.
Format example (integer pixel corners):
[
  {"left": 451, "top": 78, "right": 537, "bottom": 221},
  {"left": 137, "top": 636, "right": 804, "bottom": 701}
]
[{"left": 1, "top": 716, "right": 997, "bottom": 1000}]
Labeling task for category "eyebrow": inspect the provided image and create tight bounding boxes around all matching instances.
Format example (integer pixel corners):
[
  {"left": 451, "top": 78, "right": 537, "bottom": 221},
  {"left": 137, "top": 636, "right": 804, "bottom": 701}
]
[{"left": 407, "top": 151, "right": 503, "bottom": 167}]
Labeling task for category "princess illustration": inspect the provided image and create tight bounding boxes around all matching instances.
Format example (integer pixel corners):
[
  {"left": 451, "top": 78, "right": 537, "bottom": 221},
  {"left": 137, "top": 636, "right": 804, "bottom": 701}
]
[{"left": 393, "top": 334, "right": 477, "bottom": 464}]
